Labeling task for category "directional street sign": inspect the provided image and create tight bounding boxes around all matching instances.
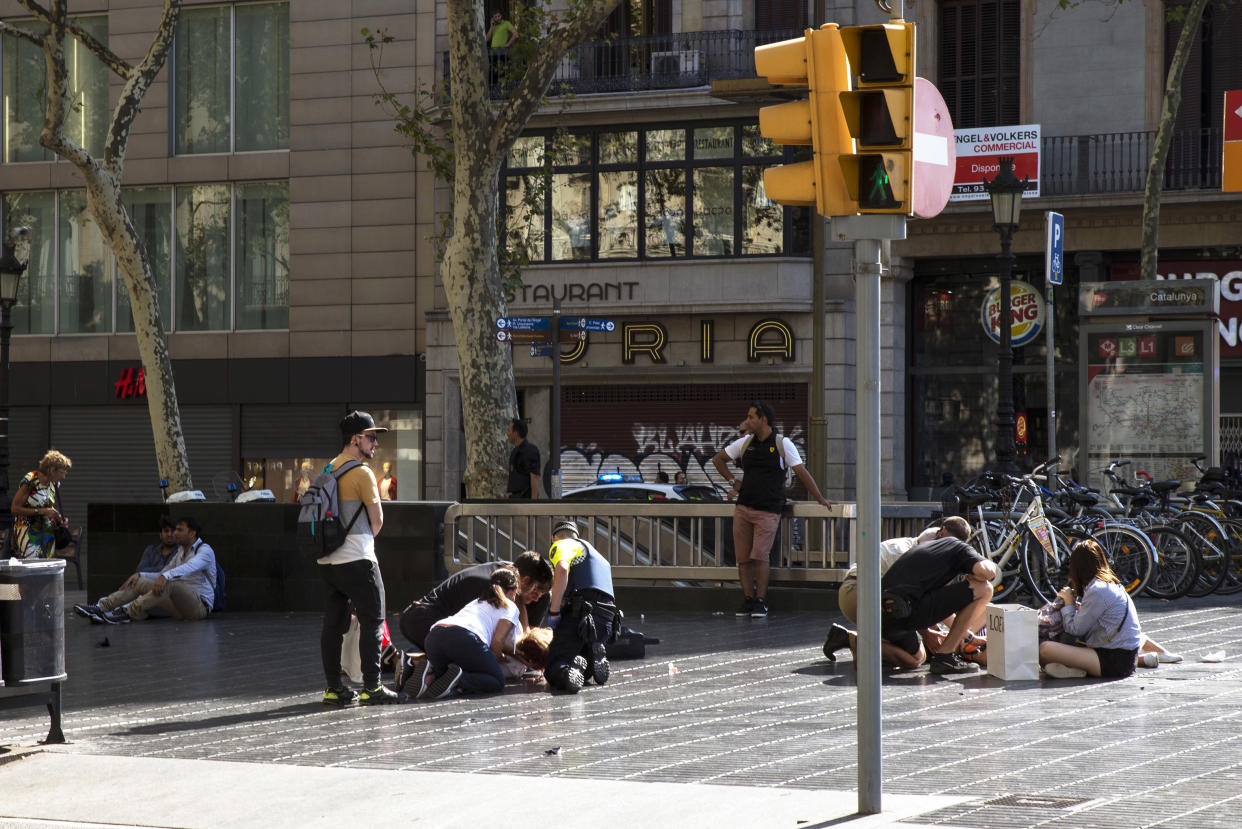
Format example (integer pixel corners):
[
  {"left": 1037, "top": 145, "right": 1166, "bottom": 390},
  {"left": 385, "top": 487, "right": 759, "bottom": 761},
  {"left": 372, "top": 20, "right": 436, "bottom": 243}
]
[
  {"left": 496, "top": 316, "right": 549, "bottom": 330},
  {"left": 560, "top": 317, "right": 615, "bottom": 332},
  {"left": 560, "top": 329, "right": 586, "bottom": 342},
  {"left": 1046, "top": 211, "right": 1064, "bottom": 286},
  {"left": 497, "top": 329, "right": 549, "bottom": 344},
  {"left": 530, "top": 344, "right": 554, "bottom": 358}
]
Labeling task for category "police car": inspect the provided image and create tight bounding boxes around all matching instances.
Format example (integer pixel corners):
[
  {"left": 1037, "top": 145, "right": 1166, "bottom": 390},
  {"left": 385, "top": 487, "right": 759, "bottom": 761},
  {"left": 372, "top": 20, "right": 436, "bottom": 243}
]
[{"left": 561, "top": 474, "right": 724, "bottom": 502}]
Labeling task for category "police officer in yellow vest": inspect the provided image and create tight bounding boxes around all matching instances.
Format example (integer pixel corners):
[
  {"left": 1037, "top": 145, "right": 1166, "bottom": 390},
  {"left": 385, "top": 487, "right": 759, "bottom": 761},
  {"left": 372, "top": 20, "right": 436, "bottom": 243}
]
[{"left": 545, "top": 520, "right": 618, "bottom": 693}]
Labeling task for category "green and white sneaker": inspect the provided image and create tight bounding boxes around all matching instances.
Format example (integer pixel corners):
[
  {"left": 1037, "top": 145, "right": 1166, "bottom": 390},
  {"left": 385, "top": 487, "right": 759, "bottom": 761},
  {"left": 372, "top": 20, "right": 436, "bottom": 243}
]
[
  {"left": 359, "top": 684, "right": 402, "bottom": 705},
  {"left": 323, "top": 686, "right": 359, "bottom": 706}
]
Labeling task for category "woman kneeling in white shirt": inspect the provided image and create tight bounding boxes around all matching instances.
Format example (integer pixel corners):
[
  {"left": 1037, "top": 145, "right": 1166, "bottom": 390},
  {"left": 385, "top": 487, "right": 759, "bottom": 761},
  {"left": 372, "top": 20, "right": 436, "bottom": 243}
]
[{"left": 419, "top": 567, "right": 521, "bottom": 699}]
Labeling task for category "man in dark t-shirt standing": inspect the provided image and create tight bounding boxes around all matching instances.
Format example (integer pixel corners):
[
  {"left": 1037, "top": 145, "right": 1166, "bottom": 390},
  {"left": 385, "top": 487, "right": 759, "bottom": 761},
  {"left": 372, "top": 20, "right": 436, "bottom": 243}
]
[
  {"left": 507, "top": 418, "right": 541, "bottom": 499},
  {"left": 877, "top": 535, "right": 996, "bottom": 674},
  {"left": 711, "top": 400, "right": 834, "bottom": 618}
]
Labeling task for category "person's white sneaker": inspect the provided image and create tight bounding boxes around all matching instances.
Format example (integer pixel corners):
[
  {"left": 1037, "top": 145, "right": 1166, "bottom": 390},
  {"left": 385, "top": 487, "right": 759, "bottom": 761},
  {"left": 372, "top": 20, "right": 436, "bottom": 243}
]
[
  {"left": 1044, "top": 662, "right": 1087, "bottom": 679},
  {"left": 1137, "top": 652, "right": 1159, "bottom": 668},
  {"left": 1157, "top": 651, "right": 1183, "bottom": 663}
]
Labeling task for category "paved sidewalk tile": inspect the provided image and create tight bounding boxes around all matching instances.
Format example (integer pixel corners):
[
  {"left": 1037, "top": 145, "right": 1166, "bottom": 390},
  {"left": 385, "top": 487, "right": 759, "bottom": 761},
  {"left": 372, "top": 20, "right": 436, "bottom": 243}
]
[{"left": 1, "top": 596, "right": 1240, "bottom": 829}]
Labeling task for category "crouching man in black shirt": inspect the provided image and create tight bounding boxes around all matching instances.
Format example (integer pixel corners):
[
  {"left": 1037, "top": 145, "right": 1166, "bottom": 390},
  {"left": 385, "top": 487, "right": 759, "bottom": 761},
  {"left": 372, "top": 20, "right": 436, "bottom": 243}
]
[{"left": 876, "top": 535, "right": 996, "bottom": 674}]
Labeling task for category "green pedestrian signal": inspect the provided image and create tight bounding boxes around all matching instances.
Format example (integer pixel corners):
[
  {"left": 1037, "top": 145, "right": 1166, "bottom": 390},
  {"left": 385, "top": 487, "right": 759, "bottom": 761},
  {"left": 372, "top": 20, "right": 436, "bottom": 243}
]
[
  {"left": 858, "top": 155, "right": 899, "bottom": 210},
  {"left": 837, "top": 21, "right": 915, "bottom": 214}
]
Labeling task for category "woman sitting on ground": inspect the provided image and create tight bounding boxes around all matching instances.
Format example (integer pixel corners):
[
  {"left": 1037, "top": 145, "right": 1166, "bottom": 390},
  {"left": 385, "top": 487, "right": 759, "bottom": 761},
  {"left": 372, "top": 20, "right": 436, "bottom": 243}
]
[
  {"left": 1039, "top": 539, "right": 1142, "bottom": 679},
  {"left": 418, "top": 567, "right": 521, "bottom": 700}
]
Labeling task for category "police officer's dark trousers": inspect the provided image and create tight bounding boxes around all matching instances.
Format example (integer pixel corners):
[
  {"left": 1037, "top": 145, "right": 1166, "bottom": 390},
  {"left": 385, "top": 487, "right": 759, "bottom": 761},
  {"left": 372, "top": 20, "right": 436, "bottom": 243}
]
[{"left": 547, "top": 588, "right": 616, "bottom": 679}]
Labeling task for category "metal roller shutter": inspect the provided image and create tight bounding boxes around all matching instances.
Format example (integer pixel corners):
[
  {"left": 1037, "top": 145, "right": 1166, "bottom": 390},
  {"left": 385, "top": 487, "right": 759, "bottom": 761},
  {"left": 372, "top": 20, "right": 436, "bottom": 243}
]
[
  {"left": 50, "top": 407, "right": 161, "bottom": 509},
  {"left": 6, "top": 406, "right": 49, "bottom": 495},
  {"left": 182, "top": 406, "right": 237, "bottom": 500},
  {"left": 560, "top": 382, "right": 808, "bottom": 490}
]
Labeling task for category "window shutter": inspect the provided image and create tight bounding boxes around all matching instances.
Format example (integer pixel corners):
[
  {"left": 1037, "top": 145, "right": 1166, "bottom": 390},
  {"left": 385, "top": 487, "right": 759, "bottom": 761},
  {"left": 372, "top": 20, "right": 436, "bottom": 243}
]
[
  {"left": 940, "top": 0, "right": 1019, "bottom": 129},
  {"left": 756, "top": 0, "right": 806, "bottom": 31}
]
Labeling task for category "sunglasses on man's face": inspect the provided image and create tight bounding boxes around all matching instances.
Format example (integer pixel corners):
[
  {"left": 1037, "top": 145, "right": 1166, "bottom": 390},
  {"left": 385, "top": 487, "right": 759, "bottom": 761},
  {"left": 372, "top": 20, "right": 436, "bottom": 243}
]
[{"left": 358, "top": 433, "right": 379, "bottom": 444}]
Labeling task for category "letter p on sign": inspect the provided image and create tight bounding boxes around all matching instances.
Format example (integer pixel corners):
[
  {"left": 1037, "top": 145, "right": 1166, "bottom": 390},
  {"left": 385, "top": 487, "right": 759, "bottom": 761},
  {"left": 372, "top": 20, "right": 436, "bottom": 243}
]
[{"left": 1046, "top": 211, "right": 1064, "bottom": 286}]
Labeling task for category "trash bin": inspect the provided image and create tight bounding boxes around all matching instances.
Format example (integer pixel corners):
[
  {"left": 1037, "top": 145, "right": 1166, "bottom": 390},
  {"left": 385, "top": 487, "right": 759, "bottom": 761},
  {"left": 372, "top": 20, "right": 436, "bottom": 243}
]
[{"left": 0, "top": 558, "right": 67, "bottom": 685}]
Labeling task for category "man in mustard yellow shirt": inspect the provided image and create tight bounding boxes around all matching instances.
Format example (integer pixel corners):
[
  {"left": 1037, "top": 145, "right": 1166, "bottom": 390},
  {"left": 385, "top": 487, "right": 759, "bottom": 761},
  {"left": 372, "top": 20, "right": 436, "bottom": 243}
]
[{"left": 319, "top": 411, "right": 400, "bottom": 706}]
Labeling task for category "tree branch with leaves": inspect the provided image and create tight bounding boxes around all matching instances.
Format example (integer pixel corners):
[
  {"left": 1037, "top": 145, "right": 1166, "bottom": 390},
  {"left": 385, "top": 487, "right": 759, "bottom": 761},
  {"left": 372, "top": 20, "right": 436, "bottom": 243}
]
[{"left": 368, "top": 0, "right": 619, "bottom": 498}]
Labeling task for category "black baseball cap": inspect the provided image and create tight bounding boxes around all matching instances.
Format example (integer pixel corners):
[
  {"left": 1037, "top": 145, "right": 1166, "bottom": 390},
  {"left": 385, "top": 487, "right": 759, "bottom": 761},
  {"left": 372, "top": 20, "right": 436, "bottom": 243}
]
[{"left": 339, "top": 410, "right": 388, "bottom": 439}]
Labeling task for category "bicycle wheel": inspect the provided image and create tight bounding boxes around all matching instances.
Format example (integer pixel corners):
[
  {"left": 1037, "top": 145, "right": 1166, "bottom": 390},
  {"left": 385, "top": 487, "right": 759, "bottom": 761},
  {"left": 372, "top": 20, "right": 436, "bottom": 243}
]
[
  {"left": 1140, "top": 524, "right": 1199, "bottom": 600},
  {"left": 1211, "top": 518, "right": 1242, "bottom": 595},
  {"left": 1089, "top": 523, "right": 1155, "bottom": 596},
  {"left": 1020, "top": 524, "right": 1072, "bottom": 606},
  {"left": 970, "top": 520, "right": 1023, "bottom": 602},
  {"left": 1175, "top": 512, "right": 1231, "bottom": 597}
]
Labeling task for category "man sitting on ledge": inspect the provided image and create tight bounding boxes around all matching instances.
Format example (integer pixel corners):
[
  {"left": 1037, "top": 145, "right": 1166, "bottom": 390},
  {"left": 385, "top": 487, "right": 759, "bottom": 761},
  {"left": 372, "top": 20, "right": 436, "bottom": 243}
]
[{"left": 75, "top": 517, "right": 217, "bottom": 624}]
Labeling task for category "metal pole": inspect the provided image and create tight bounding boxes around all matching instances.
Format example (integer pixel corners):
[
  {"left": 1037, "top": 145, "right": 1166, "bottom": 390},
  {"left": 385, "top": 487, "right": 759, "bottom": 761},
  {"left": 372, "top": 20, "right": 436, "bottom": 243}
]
[
  {"left": 0, "top": 297, "right": 11, "bottom": 547},
  {"left": 552, "top": 298, "right": 562, "bottom": 499},
  {"left": 995, "top": 227, "right": 1016, "bottom": 471},
  {"left": 854, "top": 238, "right": 883, "bottom": 815},
  {"left": 809, "top": 0, "right": 827, "bottom": 497},
  {"left": 1045, "top": 283, "right": 1057, "bottom": 484}
]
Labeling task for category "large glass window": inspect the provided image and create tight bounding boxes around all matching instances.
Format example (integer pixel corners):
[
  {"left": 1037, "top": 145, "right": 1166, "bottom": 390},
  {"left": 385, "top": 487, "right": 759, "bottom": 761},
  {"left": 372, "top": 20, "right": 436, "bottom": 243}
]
[
  {"left": 598, "top": 170, "right": 638, "bottom": 259},
  {"left": 2, "top": 15, "right": 109, "bottom": 162},
  {"left": 693, "top": 168, "right": 734, "bottom": 255},
  {"left": 3, "top": 182, "right": 286, "bottom": 335},
  {"left": 3, "top": 192, "right": 56, "bottom": 334},
  {"left": 58, "top": 191, "right": 112, "bottom": 334},
  {"left": 550, "top": 174, "right": 591, "bottom": 261},
  {"left": 504, "top": 174, "right": 545, "bottom": 262},
  {"left": 119, "top": 188, "right": 174, "bottom": 333},
  {"left": 235, "top": 181, "right": 289, "bottom": 329},
  {"left": 174, "top": 2, "right": 289, "bottom": 154},
  {"left": 502, "top": 121, "right": 809, "bottom": 262},
  {"left": 644, "top": 168, "right": 685, "bottom": 258},
  {"left": 908, "top": 264, "right": 1081, "bottom": 495},
  {"left": 176, "top": 184, "right": 231, "bottom": 330}
]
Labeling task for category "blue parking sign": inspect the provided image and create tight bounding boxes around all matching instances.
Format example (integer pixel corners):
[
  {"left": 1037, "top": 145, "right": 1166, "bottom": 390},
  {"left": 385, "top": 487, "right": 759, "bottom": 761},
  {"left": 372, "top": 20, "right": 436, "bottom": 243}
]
[{"left": 1045, "top": 211, "right": 1064, "bottom": 286}]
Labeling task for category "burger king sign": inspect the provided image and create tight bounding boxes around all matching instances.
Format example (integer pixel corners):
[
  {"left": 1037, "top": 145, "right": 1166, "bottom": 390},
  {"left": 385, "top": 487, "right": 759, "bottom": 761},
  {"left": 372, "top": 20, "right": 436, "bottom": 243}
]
[{"left": 980, "top": 280, "right": 1046, "bottom": 346}]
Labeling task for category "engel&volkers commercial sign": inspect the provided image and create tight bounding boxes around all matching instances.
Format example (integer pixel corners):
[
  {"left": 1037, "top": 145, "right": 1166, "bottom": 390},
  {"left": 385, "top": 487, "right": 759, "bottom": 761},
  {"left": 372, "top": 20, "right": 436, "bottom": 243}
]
[{"left": 951, "top": 124, "right": 1041, "bottom": 201}]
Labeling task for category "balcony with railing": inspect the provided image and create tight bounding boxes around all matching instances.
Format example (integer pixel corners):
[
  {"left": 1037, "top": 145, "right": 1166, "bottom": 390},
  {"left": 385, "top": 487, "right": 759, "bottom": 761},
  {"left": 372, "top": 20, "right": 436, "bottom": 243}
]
[
  {"left": 444, "top": 30, "right": 1226, "bottom": 199},
  {"left": 448, "top": 28, "right": 799, "bottom": 96},
  {"left": 1040, "top": 128, "right": 1223, "bottom": 195}
]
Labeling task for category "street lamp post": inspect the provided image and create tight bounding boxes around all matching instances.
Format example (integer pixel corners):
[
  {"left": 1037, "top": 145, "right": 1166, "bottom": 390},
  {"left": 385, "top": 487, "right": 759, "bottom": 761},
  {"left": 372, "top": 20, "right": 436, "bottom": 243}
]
[
  {"left": 0, "top": 233, "right": 27, "bottom": 549},
  {"left": 984, "top": 156, "right": 1027, "bottom": 473}
]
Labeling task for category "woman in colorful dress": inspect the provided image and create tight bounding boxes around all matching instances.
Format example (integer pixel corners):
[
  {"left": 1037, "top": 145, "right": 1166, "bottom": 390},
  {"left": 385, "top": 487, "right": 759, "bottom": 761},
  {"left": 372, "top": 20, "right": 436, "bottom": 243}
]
[{"left": 10, "top": 449, "right": 72, "bottom": 559}]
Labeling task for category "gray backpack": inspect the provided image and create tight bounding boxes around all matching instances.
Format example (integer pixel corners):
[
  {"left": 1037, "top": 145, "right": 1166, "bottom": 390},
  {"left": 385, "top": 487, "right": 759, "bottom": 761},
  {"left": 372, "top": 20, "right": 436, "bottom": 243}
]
[{"left": 296, "top": 460, "right": 365, "bottom": 557}]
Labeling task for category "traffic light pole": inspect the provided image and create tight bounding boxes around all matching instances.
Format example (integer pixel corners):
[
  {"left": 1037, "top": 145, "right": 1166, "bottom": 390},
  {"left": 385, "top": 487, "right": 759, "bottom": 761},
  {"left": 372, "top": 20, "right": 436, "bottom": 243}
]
[{"left": 833, "top": 213, "right": 906, "bottom": 817}]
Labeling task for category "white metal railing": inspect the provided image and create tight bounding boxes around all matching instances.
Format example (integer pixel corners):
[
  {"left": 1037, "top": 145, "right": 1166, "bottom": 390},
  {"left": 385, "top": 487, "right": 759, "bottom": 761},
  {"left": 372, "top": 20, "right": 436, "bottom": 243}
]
[{"left": 442, "top": 502, "right": 939, "bottom": 584}]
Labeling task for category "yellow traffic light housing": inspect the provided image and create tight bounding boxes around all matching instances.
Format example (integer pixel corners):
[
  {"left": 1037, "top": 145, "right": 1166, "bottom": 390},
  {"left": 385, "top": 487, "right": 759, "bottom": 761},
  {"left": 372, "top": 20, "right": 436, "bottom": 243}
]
[
  {"left": 754, "top": 25, "right": 855, "bottom": 216},
  {"left": 838, "top": 22, "right": 915, "bottom": 215}
]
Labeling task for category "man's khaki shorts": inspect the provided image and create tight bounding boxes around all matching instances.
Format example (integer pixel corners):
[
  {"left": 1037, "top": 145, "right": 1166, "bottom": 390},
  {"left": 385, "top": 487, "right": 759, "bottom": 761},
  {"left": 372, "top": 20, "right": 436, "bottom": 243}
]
[{"left": 837, "top": 574, "right": 858, "bottom": 623}]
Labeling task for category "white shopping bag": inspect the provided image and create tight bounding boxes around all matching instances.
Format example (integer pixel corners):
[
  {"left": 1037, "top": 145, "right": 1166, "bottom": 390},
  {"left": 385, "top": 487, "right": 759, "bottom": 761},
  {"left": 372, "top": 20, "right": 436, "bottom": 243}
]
[
  {"left": 340, "top": 615, "right": 362, "bottom": 684},
  {"left": 985, "top": 603, "right": 1040, "bottom": 681}
]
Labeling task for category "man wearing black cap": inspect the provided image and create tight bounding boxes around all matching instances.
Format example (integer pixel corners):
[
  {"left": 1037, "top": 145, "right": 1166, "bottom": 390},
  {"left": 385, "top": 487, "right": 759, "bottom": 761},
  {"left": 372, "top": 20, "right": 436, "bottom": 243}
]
[
  {"left": 544, "top": 519, "right": 618, "bottom": 693},
  {"left": 319, "top": 410, "right": 400, "bottom": 706}
]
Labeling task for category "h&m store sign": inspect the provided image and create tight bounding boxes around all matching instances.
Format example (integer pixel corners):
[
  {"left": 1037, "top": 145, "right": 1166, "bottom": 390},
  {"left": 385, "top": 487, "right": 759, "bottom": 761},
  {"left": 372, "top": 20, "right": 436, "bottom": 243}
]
[{"left": 1110, "top": 261, "right": 1242, "bottom": 356}]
